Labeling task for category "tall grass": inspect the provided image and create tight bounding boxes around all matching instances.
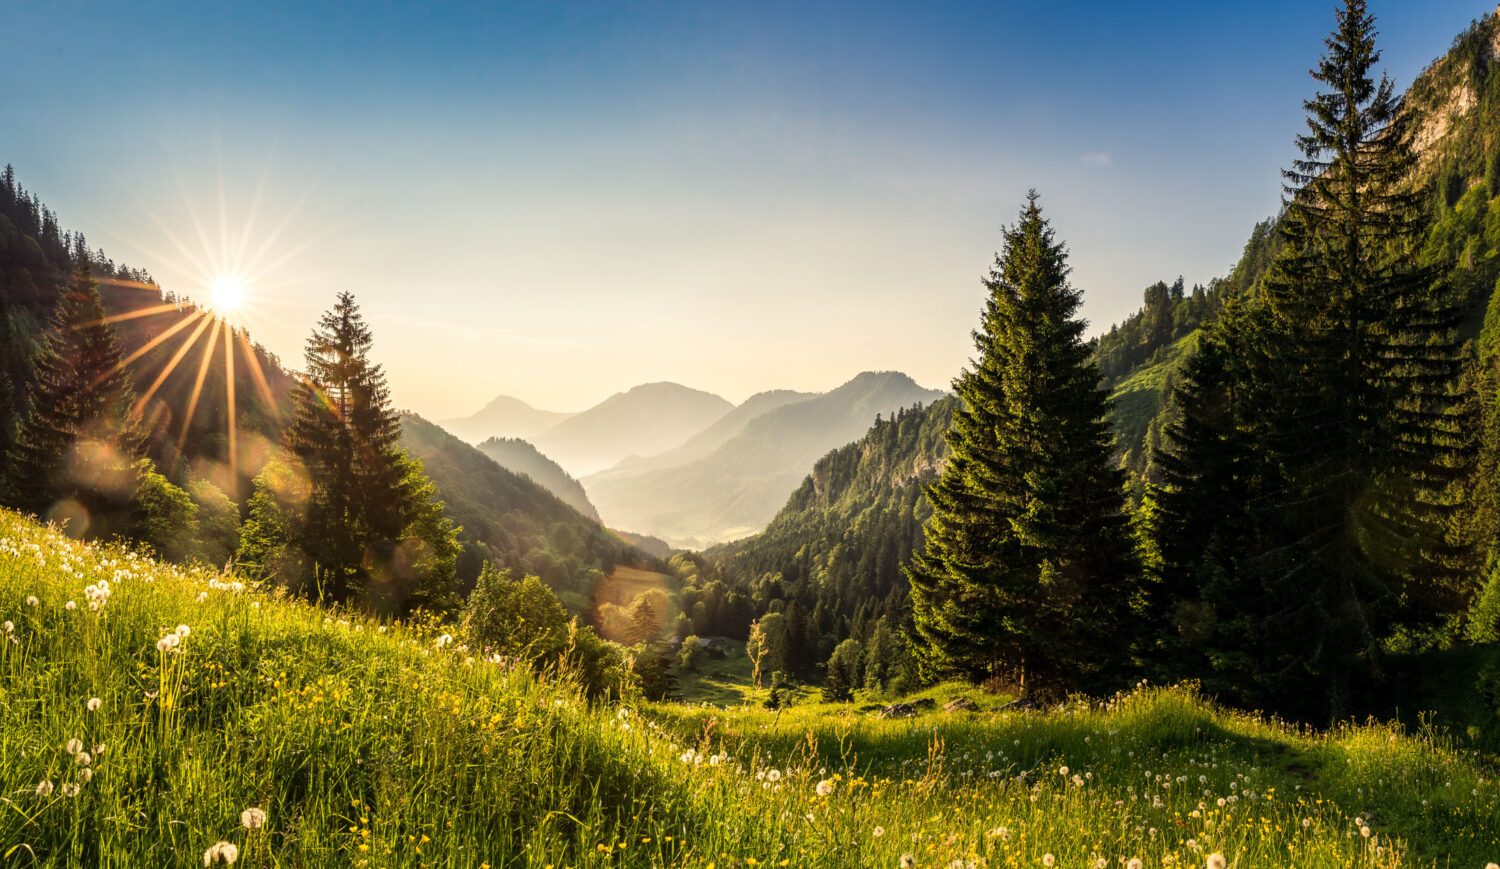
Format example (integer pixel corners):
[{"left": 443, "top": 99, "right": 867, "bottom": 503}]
[{"left": 0, "top": 509, "right": 1495, "bottom": 867}]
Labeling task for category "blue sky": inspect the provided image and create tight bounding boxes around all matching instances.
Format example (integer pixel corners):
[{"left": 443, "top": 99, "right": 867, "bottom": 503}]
[{"left": 2, "top": 1, "right": 1490, "bottom": 416}]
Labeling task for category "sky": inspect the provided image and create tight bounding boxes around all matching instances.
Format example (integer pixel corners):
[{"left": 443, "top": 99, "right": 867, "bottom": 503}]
[{"left": 2, "top": 1, "right": 1492, "bottom": 417}]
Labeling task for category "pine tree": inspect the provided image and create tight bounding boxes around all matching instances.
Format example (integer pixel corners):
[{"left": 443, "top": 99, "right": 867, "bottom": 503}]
[
  {"left": 5, "top": 258, "right": 141, "bottom": 537},
  {"left": 1144, "top": 301, "right": 1280, "bottom": 694},
  {"left": 285, "top": 292, "right": 411, "bottom": 603},
  {"left": 1151, "top": 1, "right": 1469, "bottom": 719},
  {"left": 627, "top": 596, "right": 661, "bottom": 646},
  {"left": 906, "top": 192, "right": 1141, "bottom": 698}
]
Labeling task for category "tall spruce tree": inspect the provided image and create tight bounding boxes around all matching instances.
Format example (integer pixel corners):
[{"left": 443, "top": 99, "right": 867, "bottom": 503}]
[
  {"left": 1151, "top": 0, "right": 1468, "bottom": 719},
  {"left": 5, "top": 258, "right": 141, "bottom": 537},
  {"left": 906, "top": 192, "right": 1140, "bottom": 697},
  {"left": 285, "top": 292, "right": 415, "bottom": 604}
]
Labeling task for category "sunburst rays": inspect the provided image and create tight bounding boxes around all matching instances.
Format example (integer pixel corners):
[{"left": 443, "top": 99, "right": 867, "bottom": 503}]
[{"left": 86, "top": 149, "right": 318, "bottom": 490}]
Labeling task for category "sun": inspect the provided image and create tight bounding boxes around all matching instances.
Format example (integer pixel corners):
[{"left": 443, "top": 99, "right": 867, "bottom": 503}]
[{"left": 209, "top": 276, "right": 246, "bottom": 316}]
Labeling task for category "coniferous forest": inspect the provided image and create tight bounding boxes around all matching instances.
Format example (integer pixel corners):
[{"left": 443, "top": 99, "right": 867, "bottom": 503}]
[{"left": 3, "top": 1, "right": 1500, "bottom": 865}]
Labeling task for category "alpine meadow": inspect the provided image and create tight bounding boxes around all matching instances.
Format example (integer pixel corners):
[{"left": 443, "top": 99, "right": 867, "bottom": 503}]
[{"left": 6, "top": 1, "right": 1500, "bottom": 866}]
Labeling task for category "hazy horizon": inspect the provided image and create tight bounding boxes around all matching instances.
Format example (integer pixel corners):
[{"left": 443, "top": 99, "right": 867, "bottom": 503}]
[{"left": 4, "top": 0, "right": 1487, "bottom": 417}]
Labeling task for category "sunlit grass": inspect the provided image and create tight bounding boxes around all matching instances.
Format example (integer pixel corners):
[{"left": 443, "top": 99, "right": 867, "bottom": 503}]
[{"left": 0, "top": 508, "right": 1495, "bottom": 867}]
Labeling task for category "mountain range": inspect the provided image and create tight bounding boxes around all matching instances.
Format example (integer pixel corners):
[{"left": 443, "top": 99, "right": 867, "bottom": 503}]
[
  {"left": 583, "top": 371, "right": 945, "bottom": 548},
  {"left": 440, "top": 394, "right": 571, "bottom": 443}
]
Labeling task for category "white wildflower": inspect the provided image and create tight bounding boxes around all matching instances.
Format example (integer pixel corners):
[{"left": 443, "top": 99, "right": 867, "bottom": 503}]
[
  {"left": 86, "top": 697, "right": 101, "bottom": 713},
  {"left": 35, "top": 780, "right": 53, "bottom": 797},
  {"left": 65, "top": 738, "right": 82, "bottom": 755},
  {"left": 25, "top": 596, "right": 38, "bottom": 607},
  {"left": 815, "top": 778, "right": 835, "bottom": 797},
  {"left": 1042, "top": 855, "right": 1056, "bottom": 868},
  {"left": 873, "top": 826, "right": 885, "bottom": 838},
  {"left": 175, "top": 624, "right": 191, "bottom": 637},
  {"left": 240, "top": 807, "right": 267, "bottom": 830},
  {"left": 1207, "top": 854, "right": 1227, "bottom": 869}
]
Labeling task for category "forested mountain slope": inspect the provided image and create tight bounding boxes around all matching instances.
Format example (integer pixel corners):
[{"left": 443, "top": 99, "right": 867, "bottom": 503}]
[
  {"left": 399, "top": 414, "right": 654, "bottom": 609},
  {"left": 699, "top": 399, "right": 952, "bottom": 678},
  {"left": 477, "top": 436, "right": 600, "bottom": 521}
]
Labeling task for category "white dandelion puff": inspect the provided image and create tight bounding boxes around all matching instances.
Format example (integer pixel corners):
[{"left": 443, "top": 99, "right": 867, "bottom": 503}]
[
  {"left": 240, "top": 807, "right": 267, "bottom": 830},
  {"left": 202, "top": 841, "right": 239, "bottom": 866},
  {"left": 64, "top": 600, "right": 76, "bottom": 611},
  {"left": 61, "top": 783, "right": 80, "bottom": 797},
  {"left": 25, "top": 596, "right": 38, "bottom": 607},
  {"left": 900, "top": 856, "right": 916, "bottom": 869},
  {"left": 1042, "top": 855, "right": 1056, "bottom": 867},
  {"left": 35, "top": 780, "right": 53, "bottom": 797},
  {"left": 65, "top": 738, "right": 82, "bottom": 755},
  {"left": 873, "top": 826, "right": 885, "bottom": 838},
  {"left": 86, "top": 697, "right": 101, "bottom": 712},
  {"left": 816, "top": 779, "right": 835, "bottom": 797},
  {"left": 1206, "top": 854, "right": 1227, "bottom": 869},
  {"left": 175, "top": 624, "right": 191, "bottom": 637}
]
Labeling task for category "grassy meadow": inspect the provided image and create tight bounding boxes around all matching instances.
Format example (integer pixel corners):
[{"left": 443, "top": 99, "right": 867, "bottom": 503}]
[{"left": 0, "top": 508, "right": 1496, "bottom": 867}]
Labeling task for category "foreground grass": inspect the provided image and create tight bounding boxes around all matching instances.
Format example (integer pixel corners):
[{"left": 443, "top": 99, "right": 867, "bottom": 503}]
[{"left": 0, "top": 510, "right": 1496, "bottom": 867}]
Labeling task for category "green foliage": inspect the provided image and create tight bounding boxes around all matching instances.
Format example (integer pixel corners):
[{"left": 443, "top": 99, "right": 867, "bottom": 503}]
[
  {"left": 907, "top": 193, "right": 1140, "bottom": 697},
  {"left": 462, "top": 564, "right": 573, "bottom": 664},
  {"left": 129, "top": 458, "right": 198, "bottom": 562},
  {"left": 677, "top": 634, "right": 705, "bottom": 672},
  {"left": 1468, "top": 557, "right": 1500, "bottom": 644},
  {"left": 5, "top": 259, "right": 142, "bottom": 540},
  {"left": 186, "top": 478, "right": 239, "bottom": 566},
  {"left": 822, "top": 638, "right": 862, "bottom": 702}
]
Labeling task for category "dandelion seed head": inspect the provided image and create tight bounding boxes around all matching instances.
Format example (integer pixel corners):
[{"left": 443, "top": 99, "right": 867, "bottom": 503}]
[
  {"left": 815, "top": 779, "right": 835, "bottom": 797},
  {"left": 175, "top": 624, "right": 191, "bottom": 637},
  {"left": 86, "top": 697, "right": 101, "bottom": 712},
  {"left": 202, "top": 841, "right": 239, "bottom": 866},
  {"left": 1207, "top": 854, "right": 1227, "bottom": 869},
  {"left": 61, "top": 783, "right": 80, "bottom": 797},
  {"left": 35, "top": 780, "right": 53, "bottom": 797},
  {"left": 65, "top": 738, "right": 82, "bottom": 755},
  {"left": 25, "top": 596, "right": 37, "bottom": 607},
  {"left": 1042, "top": 854, "right": 1056, "bottom": 867},
  {"left": 240, "top": 807, "right": 267, "bottom": 830}
]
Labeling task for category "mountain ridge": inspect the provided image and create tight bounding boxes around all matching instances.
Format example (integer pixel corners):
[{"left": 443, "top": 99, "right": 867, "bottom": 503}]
[{"left": 584, "top": 371, "right": 945, "bottom": 548}]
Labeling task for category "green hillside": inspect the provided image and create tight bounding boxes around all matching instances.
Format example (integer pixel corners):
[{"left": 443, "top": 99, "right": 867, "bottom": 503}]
[
  {"left": 399, "top": 414, "right": 654, "bottom": 608},
  {"left": 0, "top": 508, "right": 1495, "bottom": 866}
]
